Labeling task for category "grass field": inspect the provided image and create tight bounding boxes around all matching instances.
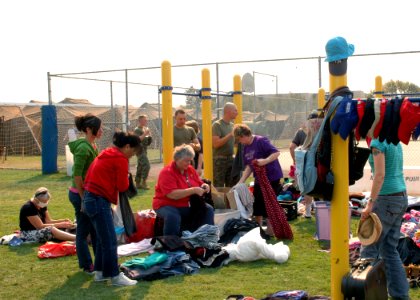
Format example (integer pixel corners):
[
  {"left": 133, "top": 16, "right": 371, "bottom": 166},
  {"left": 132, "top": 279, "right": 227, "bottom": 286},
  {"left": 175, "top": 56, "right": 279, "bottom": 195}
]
[{"left": 0, "top": 169, "right": 418, "bottom": 299}]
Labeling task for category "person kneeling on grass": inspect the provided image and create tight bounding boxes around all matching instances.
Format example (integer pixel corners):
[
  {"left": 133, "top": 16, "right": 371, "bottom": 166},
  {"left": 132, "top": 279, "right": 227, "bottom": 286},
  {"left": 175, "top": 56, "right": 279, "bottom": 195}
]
[{"left": 19, "top": 187, "right": 76, "bottom": 243}]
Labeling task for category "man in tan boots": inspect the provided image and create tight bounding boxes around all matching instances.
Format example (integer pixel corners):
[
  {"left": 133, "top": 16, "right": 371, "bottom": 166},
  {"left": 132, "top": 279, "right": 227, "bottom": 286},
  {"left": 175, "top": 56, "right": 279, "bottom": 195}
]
[{"left": 134, "top": 115, "right": 151, "bottom": 189}]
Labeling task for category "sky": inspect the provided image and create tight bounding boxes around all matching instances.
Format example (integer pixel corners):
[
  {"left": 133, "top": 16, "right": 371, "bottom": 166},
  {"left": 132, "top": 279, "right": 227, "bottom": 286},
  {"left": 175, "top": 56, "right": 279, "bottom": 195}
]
[{"left": 1, "top": 0, "right": 420, "bottom": 106}]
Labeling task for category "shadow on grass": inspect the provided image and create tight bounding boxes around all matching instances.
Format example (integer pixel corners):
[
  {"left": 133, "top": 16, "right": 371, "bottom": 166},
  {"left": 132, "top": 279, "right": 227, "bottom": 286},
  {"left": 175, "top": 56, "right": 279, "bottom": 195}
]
[
  {"left": 9, "top": 243, "right": 38, "bottom": 256},
  {"left": 43, "top": 271, "right": 152, "bottom": 300},
  {"left": 18, "top": 172, "right": 70, "bottom": 184}
]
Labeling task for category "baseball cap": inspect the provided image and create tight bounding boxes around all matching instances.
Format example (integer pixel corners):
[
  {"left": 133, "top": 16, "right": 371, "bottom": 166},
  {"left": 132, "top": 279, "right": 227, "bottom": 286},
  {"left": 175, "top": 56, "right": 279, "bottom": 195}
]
[
  {"left": 355, "top": 99, "right": 365, "bottom": 141},
  {"left": 307, "top": 110, "right": 318, "bottom": 120},
  {"left": 373, "top": 99, "right": 387, "bottom": 139},
  {"left": 388, "top": 98, "right": 403, "bottom": 145},
  {"left": 330, "top": 95, "right": 358, "bottom": 140},
  {"left": 379, "top": 99, "right": 394, "bottom": 143},
  {"left": 367, "top": 99, "right": 381, "bottom": 138},
  {"left": 325, "top": 37, "right": 355, "bottom": 62},
  {"left": 358, "top": 99, "right": 375, "bottom": 139},
  {"left": 398, "top": 98, "right": 420, "bottom": 145}
]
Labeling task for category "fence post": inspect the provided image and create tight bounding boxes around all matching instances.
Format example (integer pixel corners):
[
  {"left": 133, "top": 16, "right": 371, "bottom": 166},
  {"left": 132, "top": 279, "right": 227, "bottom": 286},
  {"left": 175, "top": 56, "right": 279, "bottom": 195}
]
[
  {"left": 327, "top": 37, "right": 352, "bottom": 300},
  {"left": 202, "top": 69, "right": 213, "bottom": 181},
  {"left": 41, "top": 105, "right": 58, "bottom": 174},
  {"left": 161, "top": 61, "right": 174, "bottom": 166}
]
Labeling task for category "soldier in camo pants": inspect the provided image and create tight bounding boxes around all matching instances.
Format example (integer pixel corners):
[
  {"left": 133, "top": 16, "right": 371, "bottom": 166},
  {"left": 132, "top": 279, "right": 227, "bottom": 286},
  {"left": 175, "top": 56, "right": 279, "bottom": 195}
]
[{"left": 134, "top": 115, "right": 151, "bottom": 189}]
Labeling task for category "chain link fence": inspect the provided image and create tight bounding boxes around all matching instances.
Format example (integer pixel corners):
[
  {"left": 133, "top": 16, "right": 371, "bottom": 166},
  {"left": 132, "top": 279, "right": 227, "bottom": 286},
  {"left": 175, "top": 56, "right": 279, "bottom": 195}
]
[{"left": 1, "top": 51, "right": 420, "bottom": 170}]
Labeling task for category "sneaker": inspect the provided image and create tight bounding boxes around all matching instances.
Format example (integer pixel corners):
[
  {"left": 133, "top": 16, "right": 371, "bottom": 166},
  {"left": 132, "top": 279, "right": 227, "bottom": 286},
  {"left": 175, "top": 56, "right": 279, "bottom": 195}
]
[
  {"left": 83, "top": 264, "right": 95, "bottom": 275},
  {"left": 111, "top": 272, "right": 137, "bottom": 286},
  {"left": 94, "top": 271, "right": 109, "bottom": 282}
]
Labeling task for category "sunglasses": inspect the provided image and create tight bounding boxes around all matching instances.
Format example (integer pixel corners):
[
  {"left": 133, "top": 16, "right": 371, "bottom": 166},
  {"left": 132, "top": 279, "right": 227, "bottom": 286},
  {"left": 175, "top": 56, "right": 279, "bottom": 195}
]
[{"left": 35, "top": 190, "right": 48, "bottom": 198}]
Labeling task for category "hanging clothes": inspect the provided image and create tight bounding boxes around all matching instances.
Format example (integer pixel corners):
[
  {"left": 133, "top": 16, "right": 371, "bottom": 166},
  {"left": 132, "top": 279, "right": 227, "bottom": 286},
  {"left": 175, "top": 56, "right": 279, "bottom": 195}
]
[{"left": 252, "top": 162, "right": 293, "bottom": 240}]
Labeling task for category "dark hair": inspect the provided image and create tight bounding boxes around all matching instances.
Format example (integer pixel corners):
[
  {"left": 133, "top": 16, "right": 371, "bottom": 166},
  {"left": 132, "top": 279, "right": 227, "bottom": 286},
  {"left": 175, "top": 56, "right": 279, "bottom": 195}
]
[
  {"left": 138, "top": 115, "right": 147, "bottom": 121},
  {"left": 113, "top": 131, "right": 141, "bottom": 149},
  {"left": 175, "top": 109, "right": 186, "bottom": 117},
  {"left": 75, "top": 114, "right": 102, "bottom": 136},
  {"left": 185, "top": 120, "right": 199, "bottom": 133}
]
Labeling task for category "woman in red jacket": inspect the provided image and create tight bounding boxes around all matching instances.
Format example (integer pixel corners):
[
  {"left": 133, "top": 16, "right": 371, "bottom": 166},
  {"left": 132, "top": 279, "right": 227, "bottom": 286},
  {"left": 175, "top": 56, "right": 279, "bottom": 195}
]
[
  {"left": 83, "top": 131, "right": 140, "bottom": 287},
  {"left": 152, "top": 144, "right": 213, "bottom": 236}
]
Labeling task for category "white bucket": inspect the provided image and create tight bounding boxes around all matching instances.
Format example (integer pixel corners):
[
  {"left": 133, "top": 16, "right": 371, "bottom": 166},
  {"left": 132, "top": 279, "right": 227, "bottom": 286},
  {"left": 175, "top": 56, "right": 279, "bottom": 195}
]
[
  {"left": 214, "top": 209, "right": 240, "bottom": 235},
  {"left": 65, "top": 145, "right": 74, "bottom": 176}
]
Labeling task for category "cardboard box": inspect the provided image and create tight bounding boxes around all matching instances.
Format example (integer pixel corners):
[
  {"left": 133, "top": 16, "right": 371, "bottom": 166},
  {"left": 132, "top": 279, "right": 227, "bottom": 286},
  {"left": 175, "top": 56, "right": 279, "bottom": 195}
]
[{"left": 211, "top": 186, "right": 236, "bottom": 209}]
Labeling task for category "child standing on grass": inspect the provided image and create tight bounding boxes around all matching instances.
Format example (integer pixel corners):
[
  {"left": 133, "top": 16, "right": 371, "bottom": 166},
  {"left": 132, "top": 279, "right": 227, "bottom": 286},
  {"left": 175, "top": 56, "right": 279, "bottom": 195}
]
[
  {"left": 68, "top": 114, "right": 102, "bottom": 274},
  {"left": 83, "top": 131, "right": 140, "bottom": 286}
]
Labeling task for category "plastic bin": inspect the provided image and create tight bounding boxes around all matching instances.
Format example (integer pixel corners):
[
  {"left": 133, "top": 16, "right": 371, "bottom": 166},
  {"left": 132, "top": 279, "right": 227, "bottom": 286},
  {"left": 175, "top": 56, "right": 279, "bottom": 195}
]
[
  {"left": 65, "top": 145, "right": 74, "bottom": 176},
  {"left": 314, "top": 201, "right": 351, "bottom": 241},
  {"left": 214, "top": 209, "right": 240, "bottom": 235}
]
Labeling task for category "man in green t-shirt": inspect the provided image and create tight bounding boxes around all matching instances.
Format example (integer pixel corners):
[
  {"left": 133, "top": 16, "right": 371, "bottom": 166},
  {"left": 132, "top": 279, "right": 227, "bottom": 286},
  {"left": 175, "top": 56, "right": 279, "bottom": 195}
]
[
  {"left": 212, "top": 102, "right": 238, "bottom": 187},
  {"left": 134, "top": 115, "right": 151, "bottom": 189},
  {"left": 173, "top": 109, "right": 201, "bottom": 152}
]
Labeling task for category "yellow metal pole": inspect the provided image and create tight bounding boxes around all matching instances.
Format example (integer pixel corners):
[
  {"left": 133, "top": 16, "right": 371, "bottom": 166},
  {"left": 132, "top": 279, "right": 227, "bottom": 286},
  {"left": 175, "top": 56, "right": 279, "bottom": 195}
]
[
  {"left": 318, "top": 88, "right": 325, "bottom": 109},
  {"left": 375, "top": 76, "right": 383, "bottom": 98},
  {"left": 201, "top": 69, "right": 213, "bottom": 181},
  {"left": 161, "top": 60, "right": 174, "bottom": 166},
  {"left": 329, "top": 69, "right": 349, "bottom": 299},
  {"left": 233, "top": 75, "right": 242, "bottom": 124}
]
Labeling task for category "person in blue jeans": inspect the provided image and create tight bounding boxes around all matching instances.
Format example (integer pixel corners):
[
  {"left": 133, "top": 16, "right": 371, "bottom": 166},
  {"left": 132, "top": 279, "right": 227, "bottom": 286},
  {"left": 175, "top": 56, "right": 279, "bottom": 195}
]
[
  {"left": 152, "top": 144, "right": 213, "bottom": 236},
  {"left": 83, "top": 131, "right": 140, "bottom": 286},
  {"left": 68, "top": 114, "right": 102, "bottom": 274},
  {"left": 361, "top": 138, "right": 409, "bottom": 300}
]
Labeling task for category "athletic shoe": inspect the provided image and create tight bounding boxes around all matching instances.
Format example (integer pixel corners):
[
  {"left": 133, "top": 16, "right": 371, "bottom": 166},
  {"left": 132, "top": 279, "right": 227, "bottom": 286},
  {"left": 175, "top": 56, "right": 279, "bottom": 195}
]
[
  {"left": 83, "top": 264, "right": 95, "bottom": 275},
  {"left": 111, "top": 272, "right": 137, "bottom": 286},
  {"left": 94, "top": 271, "right": 109, "bottom": 282}
]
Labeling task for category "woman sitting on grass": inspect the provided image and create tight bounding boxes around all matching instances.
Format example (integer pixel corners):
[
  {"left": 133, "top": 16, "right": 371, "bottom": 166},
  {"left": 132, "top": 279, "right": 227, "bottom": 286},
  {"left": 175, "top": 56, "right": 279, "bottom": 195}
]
[{"left": 19, "top": 187, "right": 76, "bottom": 243}]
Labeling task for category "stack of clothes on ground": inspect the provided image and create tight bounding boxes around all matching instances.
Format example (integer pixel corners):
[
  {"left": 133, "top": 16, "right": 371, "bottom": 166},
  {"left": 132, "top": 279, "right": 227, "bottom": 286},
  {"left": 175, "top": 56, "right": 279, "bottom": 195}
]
[{"left": 118, "top": 219, "right": 291, "bottom": 281}]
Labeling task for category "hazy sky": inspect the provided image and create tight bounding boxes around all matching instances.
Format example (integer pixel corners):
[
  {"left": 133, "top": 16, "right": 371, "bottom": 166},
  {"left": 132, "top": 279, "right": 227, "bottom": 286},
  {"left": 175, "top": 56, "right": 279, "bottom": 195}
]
[{"left": 1, "top": 0, "right": 420, "bottom": 106}]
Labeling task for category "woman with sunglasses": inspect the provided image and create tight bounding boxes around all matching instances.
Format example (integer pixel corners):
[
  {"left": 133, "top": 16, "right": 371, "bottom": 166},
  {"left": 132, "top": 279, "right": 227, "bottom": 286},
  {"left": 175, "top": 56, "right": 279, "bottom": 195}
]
[{"left": 19, "top": 187, "right": 76, "bottom": 243}]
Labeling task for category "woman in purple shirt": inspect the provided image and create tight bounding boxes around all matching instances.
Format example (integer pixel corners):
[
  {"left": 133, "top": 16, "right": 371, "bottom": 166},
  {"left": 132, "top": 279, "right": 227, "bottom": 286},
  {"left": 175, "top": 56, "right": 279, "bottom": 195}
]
[{"left": 234, "top": 124, "right": 283, "bottom": 236}]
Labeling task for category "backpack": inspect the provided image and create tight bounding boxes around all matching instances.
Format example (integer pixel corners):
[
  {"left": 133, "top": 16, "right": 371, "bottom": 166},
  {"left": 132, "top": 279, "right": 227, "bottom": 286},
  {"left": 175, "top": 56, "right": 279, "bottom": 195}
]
[{"left": 295, "top": 96, "right": 342, "bottom": 197}]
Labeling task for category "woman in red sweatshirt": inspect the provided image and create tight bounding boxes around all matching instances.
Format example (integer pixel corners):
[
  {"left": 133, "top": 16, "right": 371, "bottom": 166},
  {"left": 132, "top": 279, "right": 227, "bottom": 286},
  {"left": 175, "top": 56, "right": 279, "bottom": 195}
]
[{"left": 83, "top": 131, "right": 140, "bottom": 287}]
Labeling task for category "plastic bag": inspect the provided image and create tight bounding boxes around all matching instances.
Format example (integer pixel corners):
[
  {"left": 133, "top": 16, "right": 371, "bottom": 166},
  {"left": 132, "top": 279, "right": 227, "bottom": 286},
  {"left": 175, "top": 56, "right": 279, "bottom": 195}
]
[
  {"left": 37, "top": 241, "right": 76, "bottom": 259},
  {"left": 119, "top": 192, "right": 137, "bottom": 237}
]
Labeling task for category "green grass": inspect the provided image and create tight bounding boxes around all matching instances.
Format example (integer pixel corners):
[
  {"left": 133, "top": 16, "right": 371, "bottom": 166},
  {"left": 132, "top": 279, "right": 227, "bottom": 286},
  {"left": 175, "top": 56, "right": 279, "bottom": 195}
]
[
  {"left": 0, "top": 169, "right": 418, "bottom": 299},
  {"left": 0, "top": 149, "right": 162, "bottom": 170}
]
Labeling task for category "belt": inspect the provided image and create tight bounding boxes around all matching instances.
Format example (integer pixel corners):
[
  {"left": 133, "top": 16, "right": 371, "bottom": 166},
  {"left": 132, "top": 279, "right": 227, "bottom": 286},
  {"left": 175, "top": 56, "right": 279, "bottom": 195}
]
[
  {"left": 213, "top": 155, "right": 233, "bottom": 159},
  {"left": 382, "top": 191, "right": 405, "bottom": 196}
]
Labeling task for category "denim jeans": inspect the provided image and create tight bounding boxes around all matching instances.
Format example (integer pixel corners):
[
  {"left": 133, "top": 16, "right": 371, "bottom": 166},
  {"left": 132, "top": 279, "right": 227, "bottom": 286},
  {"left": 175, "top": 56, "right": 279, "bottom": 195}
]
[
  {"left": 83, "top": 191, "right": 119, "bottom": 278},
  {"left": 156, "top": 204, "right": 214, "bottom": 236},
  {"left": 360, "top": 192, "right": 409, "bottom": 299},
  {"left": 68, "top": 190, "right": 96, "bottom": 270}
]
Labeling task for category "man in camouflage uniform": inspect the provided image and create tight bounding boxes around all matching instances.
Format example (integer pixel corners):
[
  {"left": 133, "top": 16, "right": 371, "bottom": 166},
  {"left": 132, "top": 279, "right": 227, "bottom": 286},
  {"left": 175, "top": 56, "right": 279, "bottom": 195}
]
[
  {"left": 134, "top": 115, "right": 151, "bottom": 189},
  {"left": 212, "top": 102, "right": 238, "bottom": 187}
]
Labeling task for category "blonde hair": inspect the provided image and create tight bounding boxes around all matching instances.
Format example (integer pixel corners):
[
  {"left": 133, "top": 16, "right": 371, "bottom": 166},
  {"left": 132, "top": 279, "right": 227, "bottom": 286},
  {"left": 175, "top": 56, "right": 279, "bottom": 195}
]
[{"left": 33, "top": 187, "right": 51, "bottom": 201}]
